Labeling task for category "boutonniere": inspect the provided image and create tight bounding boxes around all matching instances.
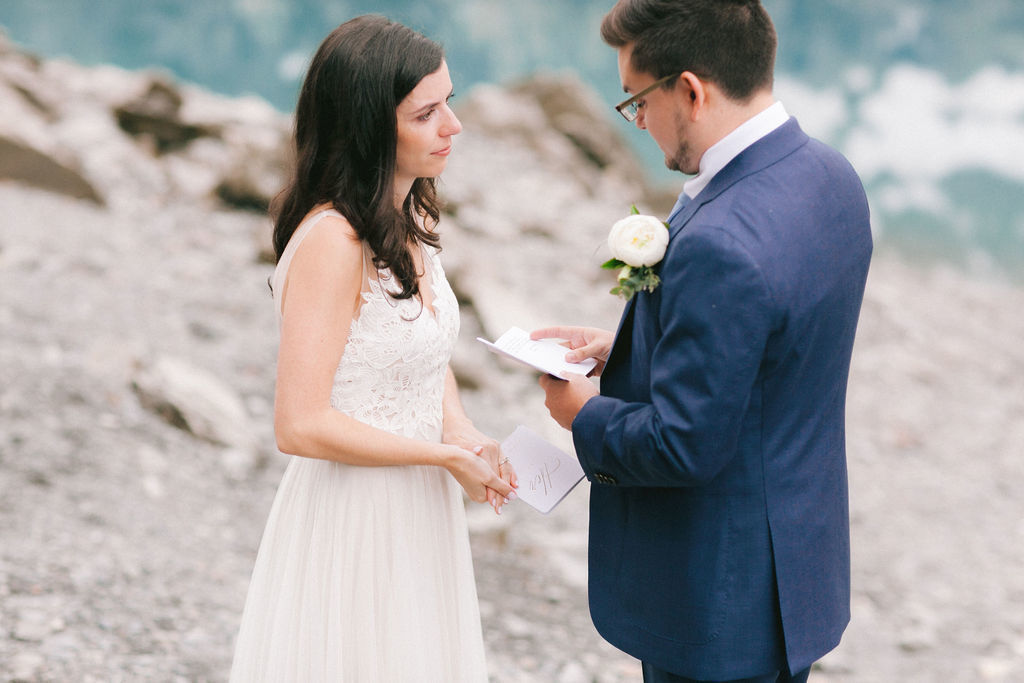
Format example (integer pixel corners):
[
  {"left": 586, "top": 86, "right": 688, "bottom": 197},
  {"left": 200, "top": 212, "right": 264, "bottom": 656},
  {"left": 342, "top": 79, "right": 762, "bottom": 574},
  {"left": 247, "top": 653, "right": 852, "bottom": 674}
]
[{"left": 601, "top": 205, "right": 670, "bottom": 300}]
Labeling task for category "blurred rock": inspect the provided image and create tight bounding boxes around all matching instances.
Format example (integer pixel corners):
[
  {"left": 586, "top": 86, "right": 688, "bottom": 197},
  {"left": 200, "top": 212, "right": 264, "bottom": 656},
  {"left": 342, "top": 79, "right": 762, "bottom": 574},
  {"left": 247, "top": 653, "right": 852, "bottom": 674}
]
[
  {"left": 0, "top": 60, "right": 103, "bottom": 203},
  {"left": 510, "top": 71, "right": 645, "bottom": 179},
  {"left": 114, "top": 76, "right": 219, "bottom": 154},
  {"left": 0, "top": 37, "right": 292, "bottom": 211},
  {"left": 132, "top": 355, "right": 255, "bottom": 452},
  {"left": 9, "top": 652, "right": 45, "bottom": 681},
  {"left": 13, "top": 605, "right": 64, "bottom": 643},
  {"left": 558, "top": 660, "right": 591, "bottom": 683}
]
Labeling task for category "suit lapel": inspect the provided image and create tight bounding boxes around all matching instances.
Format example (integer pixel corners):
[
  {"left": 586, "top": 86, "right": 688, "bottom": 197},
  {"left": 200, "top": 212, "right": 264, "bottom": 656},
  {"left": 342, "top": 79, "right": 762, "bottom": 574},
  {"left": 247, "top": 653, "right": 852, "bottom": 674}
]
[
  {"left": 604, "top": 295, "right": 636, "bottom": 373},
  {"left": 669, "top": 118, "right": 809, "bottom": 240},
  {"left": 602, "top": 118, "right": 810, "bottom": 376}
]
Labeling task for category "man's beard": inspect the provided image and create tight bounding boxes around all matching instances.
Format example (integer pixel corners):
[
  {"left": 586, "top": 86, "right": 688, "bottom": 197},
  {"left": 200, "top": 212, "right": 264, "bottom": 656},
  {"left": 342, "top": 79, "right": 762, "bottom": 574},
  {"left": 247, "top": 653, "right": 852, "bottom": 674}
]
[
  {"left": 667, "top": 111, "right": 696, "bottom": 174},
  {"left": 666, "top": 140, "right": 692, "bottom": 174}
]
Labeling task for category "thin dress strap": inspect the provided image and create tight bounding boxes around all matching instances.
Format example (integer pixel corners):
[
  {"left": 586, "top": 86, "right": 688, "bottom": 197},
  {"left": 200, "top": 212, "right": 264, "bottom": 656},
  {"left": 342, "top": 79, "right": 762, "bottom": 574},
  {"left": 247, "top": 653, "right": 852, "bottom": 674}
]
[
  {"left": 272, "top": 209, "right": 344, "bottom": 321},
  {"left": 360, "top": 241, "right": 371, "bottom": 295}
]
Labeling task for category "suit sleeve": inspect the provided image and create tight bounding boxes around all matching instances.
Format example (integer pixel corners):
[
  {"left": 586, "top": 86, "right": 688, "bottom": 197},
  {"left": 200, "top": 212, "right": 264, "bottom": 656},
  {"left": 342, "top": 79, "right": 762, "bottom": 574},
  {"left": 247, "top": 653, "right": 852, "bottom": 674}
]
[{"left": 572, "top": 225, "right": 776, "bottom": 487}]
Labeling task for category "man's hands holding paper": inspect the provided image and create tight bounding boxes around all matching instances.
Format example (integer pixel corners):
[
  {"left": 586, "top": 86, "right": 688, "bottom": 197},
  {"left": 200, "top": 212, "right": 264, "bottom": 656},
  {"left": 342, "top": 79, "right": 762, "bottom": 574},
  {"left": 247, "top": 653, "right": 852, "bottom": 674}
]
[
  {"left": 530, "top": 326, "right": 614, "bottom": 377},
  {"left": 531, "top": 326, "right": 613, "bottom": 430}
]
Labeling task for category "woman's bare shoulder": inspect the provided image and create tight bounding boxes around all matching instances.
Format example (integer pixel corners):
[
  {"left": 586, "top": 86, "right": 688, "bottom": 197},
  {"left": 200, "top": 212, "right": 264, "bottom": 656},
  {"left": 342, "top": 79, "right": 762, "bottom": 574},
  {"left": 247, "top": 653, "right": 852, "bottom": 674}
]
[
  {"left": 283, "top": 208, "right": 363, "bottom": 307},
  {"left": 293, "top": 207, "right": 361, "bottom": 262}
]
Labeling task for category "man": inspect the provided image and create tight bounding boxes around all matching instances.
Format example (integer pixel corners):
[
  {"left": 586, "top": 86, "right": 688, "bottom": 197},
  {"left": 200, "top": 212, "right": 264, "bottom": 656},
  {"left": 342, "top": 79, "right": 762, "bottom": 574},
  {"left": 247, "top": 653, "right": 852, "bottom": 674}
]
[{"left": 533, "top": 1, "right": 872, "bottom": 681}]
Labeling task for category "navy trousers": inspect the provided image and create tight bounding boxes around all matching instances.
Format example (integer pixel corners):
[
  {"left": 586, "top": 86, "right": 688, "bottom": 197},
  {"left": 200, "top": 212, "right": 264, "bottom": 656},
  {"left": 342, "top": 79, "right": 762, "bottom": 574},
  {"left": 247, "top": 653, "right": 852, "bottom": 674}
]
[{"left": 641, "top": 662, "right": 812, "bottom": 683}]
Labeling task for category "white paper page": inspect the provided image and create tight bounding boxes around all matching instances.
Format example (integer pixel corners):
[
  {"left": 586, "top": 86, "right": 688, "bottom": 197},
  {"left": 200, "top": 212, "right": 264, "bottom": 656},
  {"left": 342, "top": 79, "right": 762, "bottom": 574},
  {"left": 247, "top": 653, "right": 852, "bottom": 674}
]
[
  {"left": 477, "top": 326, "right": 597, "bottom": 380},
  {"left": 502, "top": 425, "right": 586, "bottom": 514}
]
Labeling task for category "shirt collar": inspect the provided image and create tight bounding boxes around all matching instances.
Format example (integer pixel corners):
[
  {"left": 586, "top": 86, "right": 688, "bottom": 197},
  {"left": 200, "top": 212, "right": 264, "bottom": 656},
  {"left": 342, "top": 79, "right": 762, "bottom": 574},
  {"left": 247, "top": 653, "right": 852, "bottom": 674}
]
[{"left": 682, "top": 101, "right": 790, "bottom": 200}]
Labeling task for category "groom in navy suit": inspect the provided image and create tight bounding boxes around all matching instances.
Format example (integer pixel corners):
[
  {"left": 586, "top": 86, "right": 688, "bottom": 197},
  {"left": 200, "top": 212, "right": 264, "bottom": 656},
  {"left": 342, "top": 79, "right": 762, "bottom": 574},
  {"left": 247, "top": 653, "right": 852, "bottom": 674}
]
[{"left": 534, "top": 1, "right": 872, "bottom": 681}]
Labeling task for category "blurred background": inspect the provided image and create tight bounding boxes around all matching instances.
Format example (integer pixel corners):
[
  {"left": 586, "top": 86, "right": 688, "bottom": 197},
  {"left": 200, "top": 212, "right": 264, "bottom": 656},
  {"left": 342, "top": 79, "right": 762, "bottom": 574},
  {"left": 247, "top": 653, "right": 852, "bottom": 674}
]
[
  {"left": 2, "top": 2, "right": 1024, "bottom": 681},
  {"left": 1, "top": 0, "right": 1023, "bottom": 281}
]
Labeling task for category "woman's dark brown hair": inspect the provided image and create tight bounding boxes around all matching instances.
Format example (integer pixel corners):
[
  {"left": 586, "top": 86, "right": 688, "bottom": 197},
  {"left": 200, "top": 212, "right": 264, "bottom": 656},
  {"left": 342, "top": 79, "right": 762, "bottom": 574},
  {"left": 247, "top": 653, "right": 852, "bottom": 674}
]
[{"left": 271, "top": 15, "right": 444, "bottom": 301}]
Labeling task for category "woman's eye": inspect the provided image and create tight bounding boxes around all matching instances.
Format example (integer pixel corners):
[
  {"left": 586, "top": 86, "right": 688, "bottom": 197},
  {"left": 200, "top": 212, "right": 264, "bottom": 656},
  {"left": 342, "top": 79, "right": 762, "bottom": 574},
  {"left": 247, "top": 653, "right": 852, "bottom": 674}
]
[{"left": 419, "top": 109, "right": 435, "bottom": 122}]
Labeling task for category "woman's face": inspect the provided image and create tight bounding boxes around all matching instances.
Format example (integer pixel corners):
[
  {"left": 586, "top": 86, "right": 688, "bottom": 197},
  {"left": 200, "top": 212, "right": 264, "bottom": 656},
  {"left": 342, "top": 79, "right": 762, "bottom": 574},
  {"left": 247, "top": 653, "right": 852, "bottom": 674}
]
[{"left": 395, "top": 60, "right": 462, "bottom": 189}]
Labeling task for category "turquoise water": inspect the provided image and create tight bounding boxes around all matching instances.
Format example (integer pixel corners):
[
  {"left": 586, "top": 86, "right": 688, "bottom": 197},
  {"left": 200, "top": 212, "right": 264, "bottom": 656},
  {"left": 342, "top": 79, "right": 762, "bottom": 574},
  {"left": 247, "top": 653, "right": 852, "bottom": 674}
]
[{"left": 2, "top": 1, "right": 1023, "bottom": 279}]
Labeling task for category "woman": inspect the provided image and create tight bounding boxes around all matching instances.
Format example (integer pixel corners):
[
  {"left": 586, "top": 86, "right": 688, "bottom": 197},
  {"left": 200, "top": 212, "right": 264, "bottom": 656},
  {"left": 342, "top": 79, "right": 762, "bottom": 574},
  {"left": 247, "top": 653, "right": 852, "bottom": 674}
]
[{"left": 230, "top": 16, "right": 517, "bottom": 682}]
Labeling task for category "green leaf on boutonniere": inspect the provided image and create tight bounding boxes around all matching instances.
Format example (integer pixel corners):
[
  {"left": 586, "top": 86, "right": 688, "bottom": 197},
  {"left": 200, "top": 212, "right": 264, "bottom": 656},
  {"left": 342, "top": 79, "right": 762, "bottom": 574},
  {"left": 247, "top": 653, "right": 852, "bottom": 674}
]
[
  {"left": 629, "top": 204, "right": 640, "bottom": 215},
  {"left": 601, "top": 258, "right": 626, "bottom": 270},
  {"left": 610, "top": 264, "right": 661, "bottom": 301}
]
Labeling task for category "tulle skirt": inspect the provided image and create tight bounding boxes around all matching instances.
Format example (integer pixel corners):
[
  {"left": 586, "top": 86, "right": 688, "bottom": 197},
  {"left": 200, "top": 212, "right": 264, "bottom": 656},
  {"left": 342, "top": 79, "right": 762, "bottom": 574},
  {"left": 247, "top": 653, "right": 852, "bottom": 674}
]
[{"left": 229, "top": 456, "right": 488, "bottom": 682}]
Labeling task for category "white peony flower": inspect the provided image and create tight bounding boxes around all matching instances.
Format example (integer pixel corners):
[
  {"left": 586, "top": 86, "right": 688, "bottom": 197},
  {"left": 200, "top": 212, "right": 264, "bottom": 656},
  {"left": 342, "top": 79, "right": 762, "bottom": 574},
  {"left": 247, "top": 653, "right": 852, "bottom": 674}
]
[
  {"left": 607, "top": 214, "right": 669, "bottom": 267},
  {"left": 602, "top": 207, "right": 671, "bottom": 300}
]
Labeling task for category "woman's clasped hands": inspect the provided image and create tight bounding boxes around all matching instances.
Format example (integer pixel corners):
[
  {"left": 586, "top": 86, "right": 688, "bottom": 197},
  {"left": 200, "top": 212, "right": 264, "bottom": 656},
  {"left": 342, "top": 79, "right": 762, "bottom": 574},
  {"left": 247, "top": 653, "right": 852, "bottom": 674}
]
[{"left": 443, "top": 419, "right": 518, "bottom": 515}]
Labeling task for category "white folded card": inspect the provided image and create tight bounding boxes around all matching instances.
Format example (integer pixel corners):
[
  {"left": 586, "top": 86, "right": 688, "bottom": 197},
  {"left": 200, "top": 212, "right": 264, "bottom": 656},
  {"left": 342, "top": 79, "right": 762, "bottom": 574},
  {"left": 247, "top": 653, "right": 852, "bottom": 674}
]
[
  {"left": 477, "top": 326, "right": 597, "bottom": 380},
  {"left": 502, "top": 425, "right": 585, "bottom": 514}
]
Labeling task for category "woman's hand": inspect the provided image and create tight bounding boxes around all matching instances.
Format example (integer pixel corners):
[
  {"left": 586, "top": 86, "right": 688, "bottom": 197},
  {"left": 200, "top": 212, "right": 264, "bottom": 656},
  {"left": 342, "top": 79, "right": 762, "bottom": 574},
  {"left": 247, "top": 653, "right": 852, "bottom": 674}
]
[
  {"left": 443, "top": 445, "right": 515, "bottom": 508},
  {"left": 530, "top": 326, "right": 614, "bottom": 376},
  {"left": 444, "top": 418, "right": 518, "bottom": 514}
]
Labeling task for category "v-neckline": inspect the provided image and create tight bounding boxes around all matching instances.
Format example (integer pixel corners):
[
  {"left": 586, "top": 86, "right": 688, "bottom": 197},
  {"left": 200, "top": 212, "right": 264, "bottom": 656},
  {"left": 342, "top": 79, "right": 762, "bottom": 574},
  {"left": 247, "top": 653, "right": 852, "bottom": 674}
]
[
  {"left": 359, "top": 241, "right": 442, "bottom": 325},
  {"left": 414, "top": 242, "right": 439, "bottom": 322}
]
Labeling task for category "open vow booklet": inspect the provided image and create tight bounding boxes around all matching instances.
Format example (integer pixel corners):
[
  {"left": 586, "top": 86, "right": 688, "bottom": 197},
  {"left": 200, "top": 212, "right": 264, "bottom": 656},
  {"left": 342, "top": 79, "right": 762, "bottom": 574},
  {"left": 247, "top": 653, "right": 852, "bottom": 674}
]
[
  {"left": 477, "top": 327, "right": 597, "bottom": 380},
  {"left": 502, "top": 426, "right": 585, "bottom": 514}
]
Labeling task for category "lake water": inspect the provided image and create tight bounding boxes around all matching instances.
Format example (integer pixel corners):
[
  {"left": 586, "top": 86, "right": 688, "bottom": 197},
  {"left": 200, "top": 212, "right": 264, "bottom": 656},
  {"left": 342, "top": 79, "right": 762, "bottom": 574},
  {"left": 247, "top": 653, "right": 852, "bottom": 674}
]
[{"left": 2, "top": 0, "right": 1022, "bottom": 280}]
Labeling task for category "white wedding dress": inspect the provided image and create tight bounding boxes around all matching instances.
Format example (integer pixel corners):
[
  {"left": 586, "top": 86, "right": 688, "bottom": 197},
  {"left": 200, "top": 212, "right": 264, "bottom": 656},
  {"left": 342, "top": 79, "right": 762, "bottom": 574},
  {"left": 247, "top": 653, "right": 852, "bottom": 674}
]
[{"left": 230, "top": 209, "right": 488, "bottom": 682}]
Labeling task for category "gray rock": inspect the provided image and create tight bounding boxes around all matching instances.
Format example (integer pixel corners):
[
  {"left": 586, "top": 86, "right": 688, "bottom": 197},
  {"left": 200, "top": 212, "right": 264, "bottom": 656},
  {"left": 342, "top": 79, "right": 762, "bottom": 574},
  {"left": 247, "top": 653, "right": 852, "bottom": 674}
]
[
  {"left": 13, "top": 608, "right": 62, "bottom": 642},
  {"left": 0, "top": 72, "right": 103, "bottom": 203},
  {"left": 9, "top": 651, "right": 45, "bottom": 681},
  {"left": 113, "top": 76, "right": 219, "bottom": 154},
  {"left": 510, "top": 71, "right": 646, "bottom": 179},
  {"left": 131, "top": 355, "right": 255, "bottom": 452},
  {"left": 558, "top": 660, "right": 592, "bottom": 683}
]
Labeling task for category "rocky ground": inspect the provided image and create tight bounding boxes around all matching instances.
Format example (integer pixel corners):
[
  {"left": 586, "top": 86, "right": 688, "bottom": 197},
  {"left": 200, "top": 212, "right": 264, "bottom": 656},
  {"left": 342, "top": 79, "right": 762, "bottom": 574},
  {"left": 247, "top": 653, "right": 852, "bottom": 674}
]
[{"left": 2, "top": 35, "right": 1023, "bottom": 682}]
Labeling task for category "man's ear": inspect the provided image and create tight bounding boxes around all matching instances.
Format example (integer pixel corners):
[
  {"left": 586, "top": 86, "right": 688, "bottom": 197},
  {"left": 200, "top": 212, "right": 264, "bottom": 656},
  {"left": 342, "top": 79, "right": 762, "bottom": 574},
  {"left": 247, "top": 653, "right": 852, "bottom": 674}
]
[{"left": 678, "top": 71, "right": 706, "bottom": 120}]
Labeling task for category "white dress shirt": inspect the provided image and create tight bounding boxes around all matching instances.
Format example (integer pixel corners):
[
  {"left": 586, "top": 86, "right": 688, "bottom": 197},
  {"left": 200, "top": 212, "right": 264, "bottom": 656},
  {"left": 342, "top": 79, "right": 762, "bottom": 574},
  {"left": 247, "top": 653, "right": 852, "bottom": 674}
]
[{"left": 681, "top": 100, "right": 790, "bottom": 202}]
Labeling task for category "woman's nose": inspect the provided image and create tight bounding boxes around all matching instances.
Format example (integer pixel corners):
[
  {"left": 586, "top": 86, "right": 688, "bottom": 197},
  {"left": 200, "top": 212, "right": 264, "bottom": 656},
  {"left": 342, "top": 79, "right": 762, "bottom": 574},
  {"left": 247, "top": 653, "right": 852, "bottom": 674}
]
[{"left": 442, "top": 106, "right": 462, "bottom": 136}]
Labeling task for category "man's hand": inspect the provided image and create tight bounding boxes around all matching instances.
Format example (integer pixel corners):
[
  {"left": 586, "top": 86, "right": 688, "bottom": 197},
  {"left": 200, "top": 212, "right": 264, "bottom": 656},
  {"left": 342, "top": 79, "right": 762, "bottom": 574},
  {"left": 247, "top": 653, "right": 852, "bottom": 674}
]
[
  {"left": 538, "top": 373, "right": 599, "bottom": 431},
  {"left": 531, "top": 326, "right": 614, "bottom": 376}
]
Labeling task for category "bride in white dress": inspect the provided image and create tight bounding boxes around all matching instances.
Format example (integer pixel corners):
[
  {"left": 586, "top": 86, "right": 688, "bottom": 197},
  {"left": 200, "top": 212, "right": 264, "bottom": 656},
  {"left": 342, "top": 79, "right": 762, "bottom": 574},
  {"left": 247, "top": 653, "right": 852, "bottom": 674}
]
[{"left": 229, "top": 16, "right": 517, "bottom": 682}]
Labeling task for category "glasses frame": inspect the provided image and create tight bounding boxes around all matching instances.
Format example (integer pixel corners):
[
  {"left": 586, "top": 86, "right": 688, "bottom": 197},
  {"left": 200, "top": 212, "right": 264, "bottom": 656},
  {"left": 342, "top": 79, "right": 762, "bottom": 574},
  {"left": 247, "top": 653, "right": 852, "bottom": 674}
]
[{"left": 614, "top": 72, "right": 681, "bottom": 122}]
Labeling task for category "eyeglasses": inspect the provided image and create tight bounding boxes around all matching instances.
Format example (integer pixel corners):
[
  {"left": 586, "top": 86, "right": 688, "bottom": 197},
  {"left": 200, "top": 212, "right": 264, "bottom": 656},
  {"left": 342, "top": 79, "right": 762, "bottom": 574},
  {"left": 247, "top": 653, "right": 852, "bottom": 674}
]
[{"left": 614, "top": 73, "right": 681, "bottom": 122}]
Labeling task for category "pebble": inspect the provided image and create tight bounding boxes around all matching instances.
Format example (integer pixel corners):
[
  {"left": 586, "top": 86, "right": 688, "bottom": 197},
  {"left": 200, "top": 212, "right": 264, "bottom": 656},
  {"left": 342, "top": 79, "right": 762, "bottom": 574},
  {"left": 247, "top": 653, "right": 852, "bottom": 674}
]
[
  {"left": 14, "top": 610, "right": 62, "bottom": 642},
  {"left": 9, "top": 652, "right": 45, "bottom": 680}
]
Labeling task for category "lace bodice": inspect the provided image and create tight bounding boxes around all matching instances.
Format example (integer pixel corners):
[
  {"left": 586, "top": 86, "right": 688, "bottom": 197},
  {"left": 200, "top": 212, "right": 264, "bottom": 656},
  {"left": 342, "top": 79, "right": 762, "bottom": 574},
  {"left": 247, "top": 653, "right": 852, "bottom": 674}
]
[{"left": 272, "top": 210, "right": 459, "bottom": 442}]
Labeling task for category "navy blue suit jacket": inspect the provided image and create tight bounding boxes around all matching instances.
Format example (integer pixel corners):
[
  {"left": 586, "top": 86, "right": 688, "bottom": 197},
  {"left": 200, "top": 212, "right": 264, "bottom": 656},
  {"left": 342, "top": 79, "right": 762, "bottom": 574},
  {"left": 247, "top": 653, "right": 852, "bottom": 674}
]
[{"left": 572, "top": 118, "right": 872, "bottom": 679}]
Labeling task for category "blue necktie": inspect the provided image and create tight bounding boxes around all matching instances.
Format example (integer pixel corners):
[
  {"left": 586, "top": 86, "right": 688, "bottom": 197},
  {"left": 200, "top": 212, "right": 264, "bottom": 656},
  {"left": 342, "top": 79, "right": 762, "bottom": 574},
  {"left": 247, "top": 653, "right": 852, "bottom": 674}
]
[{"left": 668, "top": 191, "right": 691, "bottom": 223}]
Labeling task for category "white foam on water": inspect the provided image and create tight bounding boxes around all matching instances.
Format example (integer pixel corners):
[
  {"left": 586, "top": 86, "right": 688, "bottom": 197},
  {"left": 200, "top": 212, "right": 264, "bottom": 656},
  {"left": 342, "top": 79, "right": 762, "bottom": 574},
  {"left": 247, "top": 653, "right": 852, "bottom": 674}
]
[
  {"left": 846, "top": 63, "right": 1024, "bottom": 185},
  {"left": 775, "top": 74, "right": 847, "bottom": 143}
]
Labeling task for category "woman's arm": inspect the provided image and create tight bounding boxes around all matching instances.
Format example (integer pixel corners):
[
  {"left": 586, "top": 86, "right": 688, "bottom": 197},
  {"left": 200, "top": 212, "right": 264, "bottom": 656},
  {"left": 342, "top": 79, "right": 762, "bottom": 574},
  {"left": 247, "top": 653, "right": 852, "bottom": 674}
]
[{"left": 272, "top": 215, "right": 512, "bottom": 503}]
